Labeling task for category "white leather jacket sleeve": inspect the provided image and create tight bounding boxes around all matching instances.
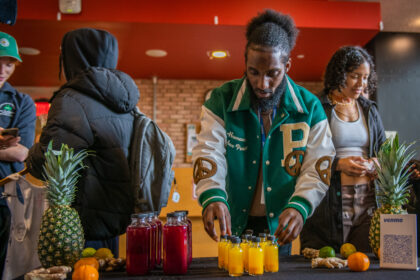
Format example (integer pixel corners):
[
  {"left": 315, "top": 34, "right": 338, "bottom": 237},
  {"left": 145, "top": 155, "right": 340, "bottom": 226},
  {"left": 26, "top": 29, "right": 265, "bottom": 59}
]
[
  {"left": 192, "top": 106, "right": 228, "bottom": 206},
  {"left": 290, "top": 118, "right": 336, "bottom": 217}
]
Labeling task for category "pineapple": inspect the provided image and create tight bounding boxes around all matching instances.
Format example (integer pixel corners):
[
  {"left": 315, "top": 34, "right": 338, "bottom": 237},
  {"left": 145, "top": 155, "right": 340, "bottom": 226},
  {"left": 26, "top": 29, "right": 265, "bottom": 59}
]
[
  {"left": 369, "top": 134, "right": 416, "bottom": 256},
  {"left": 38, "top": 141, "right": 90, "bottom": 267}
]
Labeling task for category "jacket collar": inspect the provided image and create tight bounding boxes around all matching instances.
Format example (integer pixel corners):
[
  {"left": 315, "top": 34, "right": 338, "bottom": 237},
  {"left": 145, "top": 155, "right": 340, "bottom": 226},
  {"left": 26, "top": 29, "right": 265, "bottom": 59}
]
[
  {"left": 0, "top": 82, "right": 16, "bottom": 95},
  {"left": 227, "top": 75, "right": 309, "bottom": 115}
]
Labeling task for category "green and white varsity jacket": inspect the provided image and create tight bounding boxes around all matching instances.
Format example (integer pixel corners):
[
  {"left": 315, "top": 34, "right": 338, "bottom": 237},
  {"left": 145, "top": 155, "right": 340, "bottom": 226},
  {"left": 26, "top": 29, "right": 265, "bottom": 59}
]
[{"left": 192, "top": 76, "right": 335, "bottom": 236}]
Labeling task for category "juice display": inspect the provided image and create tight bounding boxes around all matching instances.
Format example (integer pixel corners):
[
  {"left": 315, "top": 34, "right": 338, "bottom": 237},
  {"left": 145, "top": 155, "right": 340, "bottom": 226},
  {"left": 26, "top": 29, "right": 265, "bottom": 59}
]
[
  {"left": 153, "top": 211, "right": 163, "bottom": 266},
  {"left": 264, "top": 235, "right": 279, "bottom": 272},
  {"left": 218, "top": 235, "right": 228, "bottom": 269},
  {"left": 248, "top": 237, "right": 264, "bottom": 276},
  {"left": 228, "top": 237, "right": 244, "bottom": 277},
  {"left": 146, "top": 212, "right": 157, "bottom": 269},
  {"left": 175, "top": 210, "right": 192, "bottom": 265},
  {"left": 240, "top": 235, "right": 250, "bottom": 272},
  {"left": 163, "top": 212, "right": 188, "bottom": 275},
  {"left": 126, "top": 213, "right": 151, "bottom": 275}
]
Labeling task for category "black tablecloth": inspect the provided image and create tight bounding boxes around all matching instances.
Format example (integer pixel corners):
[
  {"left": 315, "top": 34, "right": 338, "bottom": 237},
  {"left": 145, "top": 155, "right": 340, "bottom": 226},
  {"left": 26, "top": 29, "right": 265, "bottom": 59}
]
[{"left": 100, "top": 255, "right": 419, "bottom": 280}]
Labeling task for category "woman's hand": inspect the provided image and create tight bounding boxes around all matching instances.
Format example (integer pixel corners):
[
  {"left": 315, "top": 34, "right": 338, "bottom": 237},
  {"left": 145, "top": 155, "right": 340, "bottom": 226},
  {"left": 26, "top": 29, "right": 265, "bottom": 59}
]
[{"left": 337, "top": 156, "right": 369, "bottom": 177}]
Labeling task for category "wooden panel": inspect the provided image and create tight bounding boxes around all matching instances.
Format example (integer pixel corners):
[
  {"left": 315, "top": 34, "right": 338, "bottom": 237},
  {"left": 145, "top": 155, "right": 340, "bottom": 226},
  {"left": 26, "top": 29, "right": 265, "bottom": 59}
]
[{"left": 160, "top": 167, "right": 201, "bottom": 217}]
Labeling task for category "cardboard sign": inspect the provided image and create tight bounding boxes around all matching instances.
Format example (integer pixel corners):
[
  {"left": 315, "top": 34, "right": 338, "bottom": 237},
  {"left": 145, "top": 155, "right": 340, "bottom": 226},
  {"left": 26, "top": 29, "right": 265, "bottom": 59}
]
[{"left": 380, "top": 214, "right": 418, "bottom": 270}]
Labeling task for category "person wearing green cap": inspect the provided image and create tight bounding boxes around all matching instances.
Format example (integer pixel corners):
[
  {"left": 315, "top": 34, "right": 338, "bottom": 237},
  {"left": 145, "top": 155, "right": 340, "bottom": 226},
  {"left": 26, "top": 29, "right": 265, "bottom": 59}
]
[{"left": 0, "top": 31, "right": 36, "bottom": 276}]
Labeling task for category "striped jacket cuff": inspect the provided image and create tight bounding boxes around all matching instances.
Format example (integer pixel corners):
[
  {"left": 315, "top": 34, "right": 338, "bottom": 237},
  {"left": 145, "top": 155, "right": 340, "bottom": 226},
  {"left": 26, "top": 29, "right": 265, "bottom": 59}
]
[
  {"left": 285, "top": 196, "right": 312, "bottom": 224},
  {"left": 199, "top": 188, "right": 229, "bottom": 211}
]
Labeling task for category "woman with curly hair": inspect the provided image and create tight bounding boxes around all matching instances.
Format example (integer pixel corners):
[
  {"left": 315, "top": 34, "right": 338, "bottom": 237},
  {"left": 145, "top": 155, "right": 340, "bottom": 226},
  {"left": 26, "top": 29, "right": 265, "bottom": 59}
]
[{"left": 300, "top": 46, "right": 386, "bottom": 253}]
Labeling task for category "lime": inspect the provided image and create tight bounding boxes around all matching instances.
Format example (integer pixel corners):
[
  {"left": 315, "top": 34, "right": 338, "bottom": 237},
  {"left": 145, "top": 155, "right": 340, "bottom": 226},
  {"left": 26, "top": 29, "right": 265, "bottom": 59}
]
[
  {"left": 319, "top": 246, "right": 336, "bottom": 258},
  {"left": 81, "top": 247, "right": 96, "bottom": 258},
  {"left": 340, "top": 243, "right": 357, "bottom": 259}
]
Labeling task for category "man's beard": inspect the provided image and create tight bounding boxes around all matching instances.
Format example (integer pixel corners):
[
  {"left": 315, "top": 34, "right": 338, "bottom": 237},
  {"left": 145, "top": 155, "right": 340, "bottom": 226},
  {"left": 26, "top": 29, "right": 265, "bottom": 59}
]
[{"left": 248, "top": 76, "right": 287, "bottom": 112}]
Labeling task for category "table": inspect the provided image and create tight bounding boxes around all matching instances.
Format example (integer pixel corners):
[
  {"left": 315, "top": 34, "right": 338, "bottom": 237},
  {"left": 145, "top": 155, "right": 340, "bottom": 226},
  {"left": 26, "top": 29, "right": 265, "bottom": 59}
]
[{"left": 100, "top": 256, "right": 419, "bottom": 279}]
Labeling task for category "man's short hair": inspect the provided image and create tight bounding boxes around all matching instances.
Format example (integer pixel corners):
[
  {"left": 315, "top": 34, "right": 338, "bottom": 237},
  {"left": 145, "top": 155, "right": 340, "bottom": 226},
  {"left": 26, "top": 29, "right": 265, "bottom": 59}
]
[{"left": 245, "top": 9, "right": 299, "bottom": 62}]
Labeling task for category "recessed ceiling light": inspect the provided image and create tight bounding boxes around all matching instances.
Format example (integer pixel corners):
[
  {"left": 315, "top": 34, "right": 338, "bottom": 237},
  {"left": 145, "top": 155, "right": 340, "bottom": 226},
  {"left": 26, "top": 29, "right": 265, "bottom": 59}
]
[
  {"left": 208, "top": 50, "right": 229, "bottom": 59},
  {"left": 19, "top": 47, "right": 41, "bottom": 55},
  {"left": 296, "top": 54, "right": 305, "bottom": 59},
  {"left": 390, "top": 36, "right": 414, "bottom": 53},
  {"left": 412, "top": 17, "right": 420, "bottom": 27},
  {"left": 145, "top": 49, "right": 167, "bottom": 57}
]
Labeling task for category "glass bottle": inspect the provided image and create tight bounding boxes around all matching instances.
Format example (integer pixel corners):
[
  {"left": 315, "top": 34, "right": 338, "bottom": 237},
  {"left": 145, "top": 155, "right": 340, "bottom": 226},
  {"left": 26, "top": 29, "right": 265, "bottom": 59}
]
[
  {"left": 163, "top": 212, "right": 188, "bottom": 275},
  {"left": 218, "top": 234, "right": 228, "bottom": 269},
  {"left": 264, "top": 235, "right": 279, "bottom": 272},
  {"left": 259, "top": 233, "right": 267, "bottom": 250},
  {"left": 153, "top": 211, "right": 163, "bottom": 266},
  {"left": 245, "top": 229, "right": 254, "bottom": 236},
  {"left": 175, "top": 210, "right": 192, "bottom": 265},
  {"left": 228, "top": 237, "right": 244, "bottom": 277},
  {"left": 126, "top": 213, "right": 150, "bottom": 275},
  {"left": 240, "top": 235, "right": 249, "bottom": 272},
  {"left": 223, "top": 235, "right": 232, "bottom": 271},
  {"left": 248, "top": 237, "right": 264, "bottom": 276},
  {"left": 146, "top": 212, "right": 157, "bottom": 269}
]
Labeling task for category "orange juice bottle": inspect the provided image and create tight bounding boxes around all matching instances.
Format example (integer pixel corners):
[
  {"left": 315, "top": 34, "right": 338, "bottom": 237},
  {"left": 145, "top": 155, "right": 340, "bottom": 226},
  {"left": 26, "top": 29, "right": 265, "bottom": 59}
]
[
  {"left": 223, "top": 236, "right": 232, "bottom": 270},
  {"left": 218, "top": 235, "right": 228, "bottom": 269},
  {"left": 248, "top": 237, "right": 264, "bottom": 276},
  {"left": 240, "top": 235, "right": 250, "bottom": 272},
  {"left": 264, "top": 235, "right": 279, "bottom": 272},
  {"left": 228, "top": 237, "right": 244, "bottom": 277}
]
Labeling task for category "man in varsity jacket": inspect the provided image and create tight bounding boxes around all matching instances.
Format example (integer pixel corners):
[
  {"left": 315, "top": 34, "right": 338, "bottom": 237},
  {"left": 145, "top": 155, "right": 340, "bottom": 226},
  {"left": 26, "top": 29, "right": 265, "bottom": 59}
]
[{"left": 192, "top": 10, "right": 335, "bottom": 254}]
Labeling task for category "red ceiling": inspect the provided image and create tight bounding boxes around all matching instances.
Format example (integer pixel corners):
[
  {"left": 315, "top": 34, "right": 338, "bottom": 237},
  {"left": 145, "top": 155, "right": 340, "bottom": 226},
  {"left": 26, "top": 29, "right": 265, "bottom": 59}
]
[{"left": 1, "top": 0, "right": 381, "bottom": 87}]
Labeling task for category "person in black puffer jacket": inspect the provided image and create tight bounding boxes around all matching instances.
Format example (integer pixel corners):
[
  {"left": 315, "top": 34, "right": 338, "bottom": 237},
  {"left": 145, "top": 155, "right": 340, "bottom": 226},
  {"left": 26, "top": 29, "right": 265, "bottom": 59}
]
[{"left": 26, "top": 28, "right": 140, "bottom": 256}]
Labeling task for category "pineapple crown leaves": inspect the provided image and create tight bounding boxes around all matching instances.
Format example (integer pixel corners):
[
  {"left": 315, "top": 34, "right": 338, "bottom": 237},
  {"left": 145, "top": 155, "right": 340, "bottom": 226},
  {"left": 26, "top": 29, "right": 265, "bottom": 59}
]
[
  {"left": 374, "top": 134, "right": 416, "bottom": 207},
  {"left": 42, "top": 141, "right": 93, "bottom": 206}
]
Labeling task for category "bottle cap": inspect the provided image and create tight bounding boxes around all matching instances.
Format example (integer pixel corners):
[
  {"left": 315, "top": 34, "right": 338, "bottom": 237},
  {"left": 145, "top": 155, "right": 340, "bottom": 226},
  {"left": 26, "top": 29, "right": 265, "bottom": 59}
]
[
  {"left": 254, "top": 237, "right": 261, "bottom": 242},
  {"left": 267, "top": 235, "right": 275, "bottom": 241},
  {"left": 221, "top": 234, "right": 228, "bottom": 239},
  {"left": 231, "top": 237, "right": 241, "bottom": 244},
  {"left": 175, "top": 210, "right": 189, "bottom": 215},
  {"left": 166, "top": 212, "right": 176, "bottom": 218},
  {"left": 173, "top": 212, "right": 184, "bottom": 217},
  {"left": 245, "top": 229, "right": 254, "bottom": 235},
  {"left": 130, "top": 214, "right": 138, "bottom": 219},
  {"left": 259, "top": 233, "right": 267, "bottom": 238},
  {"left": 137, "top": 213, "right": 149, "bottom": 219}
]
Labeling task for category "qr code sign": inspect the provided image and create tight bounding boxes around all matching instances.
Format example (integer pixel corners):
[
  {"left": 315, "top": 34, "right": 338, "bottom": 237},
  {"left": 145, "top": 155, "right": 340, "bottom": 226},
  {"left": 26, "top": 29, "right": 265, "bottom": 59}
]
[{"left": 383, "top": 234, "right": 413, "bottom": 264}]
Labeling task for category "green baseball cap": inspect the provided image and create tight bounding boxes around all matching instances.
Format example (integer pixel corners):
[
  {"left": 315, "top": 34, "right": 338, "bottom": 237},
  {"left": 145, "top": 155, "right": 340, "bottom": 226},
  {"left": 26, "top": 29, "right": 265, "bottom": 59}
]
[{"left": 0, "top": 32, "right": 22, "bottom": 62}]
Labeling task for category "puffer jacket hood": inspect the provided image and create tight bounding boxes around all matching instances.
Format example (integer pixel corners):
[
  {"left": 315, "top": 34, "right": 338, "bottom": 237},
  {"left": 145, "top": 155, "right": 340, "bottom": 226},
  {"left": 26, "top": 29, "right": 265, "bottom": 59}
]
[
  {"left": 61, "top": 28, "right": 118, "bottom": 81},
  {"left": 61, "top": 67, "right": 140, "bottom": 113},
  {"left": 58, "top": 28, "right": 139, "bottom": 113}
]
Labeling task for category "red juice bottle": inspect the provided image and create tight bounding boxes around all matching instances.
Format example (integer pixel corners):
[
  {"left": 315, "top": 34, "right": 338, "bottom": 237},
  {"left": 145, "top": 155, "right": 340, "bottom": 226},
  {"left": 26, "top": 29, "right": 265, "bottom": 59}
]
[
  {"left": 163, "top": 212, "right": 188, "bottom": 275},
  {"left": 126, "top": 213, "right": 150, "bottom": 275},
  {"left": 175, "top": 210, "right": 192, "bottom": 265},
  {"left": 146, "top": 212, "right": 157, "bottom": 270},
  {"left": 153, "top": 211, "right": 163, "bottom": 266}
]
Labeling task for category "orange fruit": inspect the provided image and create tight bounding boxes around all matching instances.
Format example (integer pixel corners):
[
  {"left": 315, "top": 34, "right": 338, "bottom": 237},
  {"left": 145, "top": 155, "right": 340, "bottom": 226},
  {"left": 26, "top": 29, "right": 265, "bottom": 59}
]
[
  {"left": 340, "top": 243, "right": 357, "bottom": 259},
  {"left": 74, "top": 257, "right": 99, "bottom": 270},
  {"left": 347, "top": 252, "right": 370, "bottom": 272},
  {"left": 72, "top": 265, "right": 99, "bottom": 280}
]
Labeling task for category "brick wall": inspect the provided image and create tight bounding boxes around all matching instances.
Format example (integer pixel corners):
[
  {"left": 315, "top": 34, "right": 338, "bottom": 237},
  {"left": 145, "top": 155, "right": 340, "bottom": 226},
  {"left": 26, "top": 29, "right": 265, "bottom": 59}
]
[{"left": 17, "top": 79, "right": 323, "bottom": 168}]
